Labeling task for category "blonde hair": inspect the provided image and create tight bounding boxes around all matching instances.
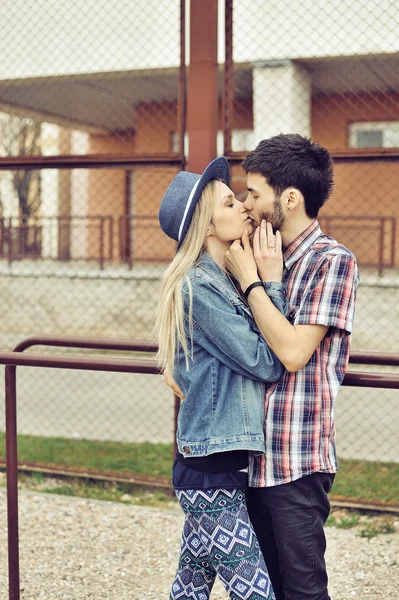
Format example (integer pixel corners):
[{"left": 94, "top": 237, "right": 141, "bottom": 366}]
[{"left": 155, "top": 180, "right": 218, "bottom": 374}]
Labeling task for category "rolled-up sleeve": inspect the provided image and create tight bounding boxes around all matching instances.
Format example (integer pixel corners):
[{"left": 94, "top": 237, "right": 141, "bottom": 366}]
[{"left": 263, "top": 281, "right": 289, "bottom": 317}]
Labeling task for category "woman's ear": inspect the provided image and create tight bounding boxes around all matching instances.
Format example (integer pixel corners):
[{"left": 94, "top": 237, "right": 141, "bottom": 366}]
[{"left": 206, "top": 222, "right": 215, "bottom": 237}]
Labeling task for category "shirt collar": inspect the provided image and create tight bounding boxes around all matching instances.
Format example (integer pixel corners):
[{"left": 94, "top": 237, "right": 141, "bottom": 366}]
[{"left": 283, "top": 220, "right": 322, "bottom": 269}]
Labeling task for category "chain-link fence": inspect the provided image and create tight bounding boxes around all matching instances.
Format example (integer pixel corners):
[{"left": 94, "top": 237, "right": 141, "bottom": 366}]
[
  {"left": 223, "top": 0, "right": 399, "bottom": 465},
  {"left": 0, "top": 0, "right": 183, "bottom": 455},
  {"left": 0, "top": 0, "right": 397, "bottom": 481},
  {"left": 0, "top": 162, "right": 180, "bottom": 445}
]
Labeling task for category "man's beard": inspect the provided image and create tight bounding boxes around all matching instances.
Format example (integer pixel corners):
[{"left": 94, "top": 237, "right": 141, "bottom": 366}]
[{"left": 259, "top": 195, "right": 285, "bottom": 233}]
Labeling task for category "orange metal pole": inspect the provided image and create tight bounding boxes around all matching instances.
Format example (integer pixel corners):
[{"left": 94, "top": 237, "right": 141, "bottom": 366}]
[
  {"left": 186, "top": 0, "right": 219, "bottom": 173},
  {"left": 223, "top": 0, "right": 234, "bottom": 156}
]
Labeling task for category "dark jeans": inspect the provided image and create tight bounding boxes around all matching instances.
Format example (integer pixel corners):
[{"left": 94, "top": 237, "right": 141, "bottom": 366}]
[{"left": 246, "top": 472, "right": 335, "bottom": 600}]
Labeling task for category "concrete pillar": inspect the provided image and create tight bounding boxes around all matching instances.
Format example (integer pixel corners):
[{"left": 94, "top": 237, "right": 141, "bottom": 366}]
[
  {"left": 70, "top": 131, "right": 89, "bottom": 259},
  {"left": 186, "top": 0, "right": 218, "bottom": 173},
  {"left": 58, "top": 128, "right": 72, "bottom": 259},
  {"left": 41, "top": 123, "right": 59, "bottom": 258},
  {"left": 253, "top": 60, "right": 311, "bottom": 146}
]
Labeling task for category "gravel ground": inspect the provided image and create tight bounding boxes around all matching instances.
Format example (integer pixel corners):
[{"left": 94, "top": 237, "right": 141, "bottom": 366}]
[{"left": 0, "top": 489, "right": 398, "bottom": 600}]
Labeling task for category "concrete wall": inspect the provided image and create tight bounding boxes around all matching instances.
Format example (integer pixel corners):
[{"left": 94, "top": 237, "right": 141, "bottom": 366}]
[
  {"left": 0, "top": 264, "right": 162, "bottom": 348},
  {"left": 0, "top": 263, "right": 397, "bottom": 352}
]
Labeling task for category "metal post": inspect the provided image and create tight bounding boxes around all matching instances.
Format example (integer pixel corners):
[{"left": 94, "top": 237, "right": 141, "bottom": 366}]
[
  {"left": 223, "top": 0, "right": 234, "bottom": 155},
  {"left": 7, "top": 218, "right": 13, "bottom": 267},
  {"left": 0, "top": 218, "right": 4, "bottom": 256},
  {"left": 390, "top": 217, "right": 396, "bottom": 268},
  {"left": 378, "top": 217, "right": 384, "bottom": 276},
  {"left": 108, "top": 216, "right": 113, "bottom": 262},
  {"left": 99, "top": 217, "right": 105, "bottom": 270},
  {"left": 123, "top": 171, "right": 131, "bottom": 263},
  {"left": 178, "top": 0, "right": 187, "bottom": 163},
  {"left": 5, "top": 365, "right": 20, "bottom": 600},
  {"left": 186, "top": 0, "right": 219, "bottom": 172}
]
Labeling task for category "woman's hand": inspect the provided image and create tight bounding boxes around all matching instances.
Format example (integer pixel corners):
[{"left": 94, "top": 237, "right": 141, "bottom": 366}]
[
  {"left": 163, "top": 368, "right": 185, "bottom": 400},
  {"left": 253, "top": 220, "right": 283, "bottom": 282},
  {"left": 225, "top": 230, "right": 259, "bottom": 292}
]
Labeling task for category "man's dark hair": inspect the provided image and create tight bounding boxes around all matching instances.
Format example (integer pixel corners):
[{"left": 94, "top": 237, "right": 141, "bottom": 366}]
[{"left": 242, "top": 133, "right": 334, "bottom": 218}]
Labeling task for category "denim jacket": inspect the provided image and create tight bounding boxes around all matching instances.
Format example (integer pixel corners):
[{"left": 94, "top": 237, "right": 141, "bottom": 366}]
[{"left": 174, "top": 252, "right": 289, "bottom": 458}]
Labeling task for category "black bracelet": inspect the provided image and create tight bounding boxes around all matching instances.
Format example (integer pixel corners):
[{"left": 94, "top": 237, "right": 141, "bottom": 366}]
[{"left": 244, "top": 281, "right": 264, "bottom": 301}]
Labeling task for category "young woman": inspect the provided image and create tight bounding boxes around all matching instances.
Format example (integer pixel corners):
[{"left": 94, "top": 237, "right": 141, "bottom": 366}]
[{"left": 156, "top": 157, "right": 287, "bottom": 600}]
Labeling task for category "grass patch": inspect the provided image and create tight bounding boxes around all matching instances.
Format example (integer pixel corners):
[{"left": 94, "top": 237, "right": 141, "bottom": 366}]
[
  {"left": 44, "top": 484, "right": 76, "bottom": 496},
  {"left": 327, "top": 508, "right": 398, "bottom": 538},
  {"left": 0, "top": 432, "right": 173, "bottom": 478},
  {"left": 358, "top": 520, "right": 396, "bottom": 539},
  {"left": 42, "top": 483, "right": 176, "bottom": 508},
  {"left": 1, "top": 472, "right": 178, "bottom": 509},
  {"left": 333, "top": 458, "right": 399, "bottom": 505},
  {"left": 0, "top": 433, "right": 398, "bottom": 506},
  {"left": 327, "top": 513, "right": 360, "bottom": 529}
]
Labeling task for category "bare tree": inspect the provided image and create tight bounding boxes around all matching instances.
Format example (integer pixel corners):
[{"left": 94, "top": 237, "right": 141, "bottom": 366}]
[
  {"left": 0, "top": 114, "right": 42, "bottom": 219},
  {"left": 0, "top": 114, "right": 42, "bottom": 255}
]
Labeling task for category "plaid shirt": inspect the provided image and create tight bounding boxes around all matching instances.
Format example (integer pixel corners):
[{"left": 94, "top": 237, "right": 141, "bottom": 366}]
[{"left": 249, "top": 220, "right": 359, "bottom": 487}]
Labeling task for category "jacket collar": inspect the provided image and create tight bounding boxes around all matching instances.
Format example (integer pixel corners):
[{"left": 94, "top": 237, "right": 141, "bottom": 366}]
[
  {"left": 197, "top": 251, "right": 227, "bottom": 278},
  {"left": 283, "top": 220, "right": 322, "bottom": 270}
]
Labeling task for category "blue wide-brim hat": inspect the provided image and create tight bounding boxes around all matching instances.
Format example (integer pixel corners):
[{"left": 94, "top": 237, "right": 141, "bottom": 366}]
[{"left": 158, "top": 156, "right": 230, "bottom": 250}]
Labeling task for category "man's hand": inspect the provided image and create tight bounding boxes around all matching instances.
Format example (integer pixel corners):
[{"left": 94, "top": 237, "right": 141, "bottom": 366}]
[
  {"left": 225, "top": 230, "right": 259, "bottom": 292},
  {"left": 163, "top": 367, "right": 185, "bottom": 400},
  {"left": 253, "top": 220, "right": 283, "bottom": 282}
]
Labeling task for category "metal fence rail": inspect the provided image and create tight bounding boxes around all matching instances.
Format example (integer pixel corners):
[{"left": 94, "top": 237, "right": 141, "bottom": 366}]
[
  {"left": 2, "top": 336, "right": 399, "bottom": 599},
  {"left": 0, "top": 157, "right": 183, "bottom": 269},
  {"left": 0, "top": 215, "right": 114, "bottom": 268},
  {"left": 3, "top": 349, "right": 160, "bottom": 600},
  {"left": 318, "top": 215, "right": 396, "bottom": 275},
  {"left": 349, "top": 351, "right": 399, "bottom": 367}
]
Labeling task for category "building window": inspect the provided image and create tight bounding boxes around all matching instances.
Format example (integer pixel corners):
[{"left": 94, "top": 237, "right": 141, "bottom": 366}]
[
  {"left": 349, "top": 121, "right": 399, "bottom": 148},
  {"left": 170, "top": 129, "right": 255, "bottom": 156},
  {"left": 217, "top": 129, "right": 255, "bottom": 154},
  {"left": 170, "top": 131, "right": 189, "bottom": 155}
]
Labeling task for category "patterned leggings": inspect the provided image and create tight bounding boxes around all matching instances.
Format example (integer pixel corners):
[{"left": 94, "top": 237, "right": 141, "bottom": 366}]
[{"left": 170, "top": 488, "right": 275, "bottom": 600}]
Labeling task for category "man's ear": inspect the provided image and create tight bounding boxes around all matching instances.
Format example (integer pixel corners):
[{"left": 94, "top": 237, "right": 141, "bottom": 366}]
[{"left": 285, "top": 188, "right": 302, "bottom": 212}]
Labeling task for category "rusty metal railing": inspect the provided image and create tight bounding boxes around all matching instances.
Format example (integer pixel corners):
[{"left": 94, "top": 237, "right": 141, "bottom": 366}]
[
  {"left": 3, "top": 352, "right": 159, "bottom": 600},
  {"left": 0, "top": 154, "right": 186, "bottom": 271},
  {"left": 6, "top": 334, "right": 180, "bottom": 482},
  {"left": 118, "top": 215, "right": 176, "bottom": 268},
  {"left": 317, "top": 215, "right": 396, "bottom": 275},
  {"left": 3, "top": 337, "right": 399, "bottom": 599},
  {"left": 0, "top": 215, "right": 114, "bottom": 269},
  {"left": 3, "top": 336, "right": 171, "bottom": 600},
  {"left": 0, "top": 211, "right": 181, "bottom": 268},
  {"left": 349, "top": 351, "right": 399, "bottom": 367}
]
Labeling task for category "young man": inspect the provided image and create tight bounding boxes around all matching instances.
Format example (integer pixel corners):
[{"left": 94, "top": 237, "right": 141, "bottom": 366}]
[{"left": 224, "top": 133, "right": 359, "bottom": 600}]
